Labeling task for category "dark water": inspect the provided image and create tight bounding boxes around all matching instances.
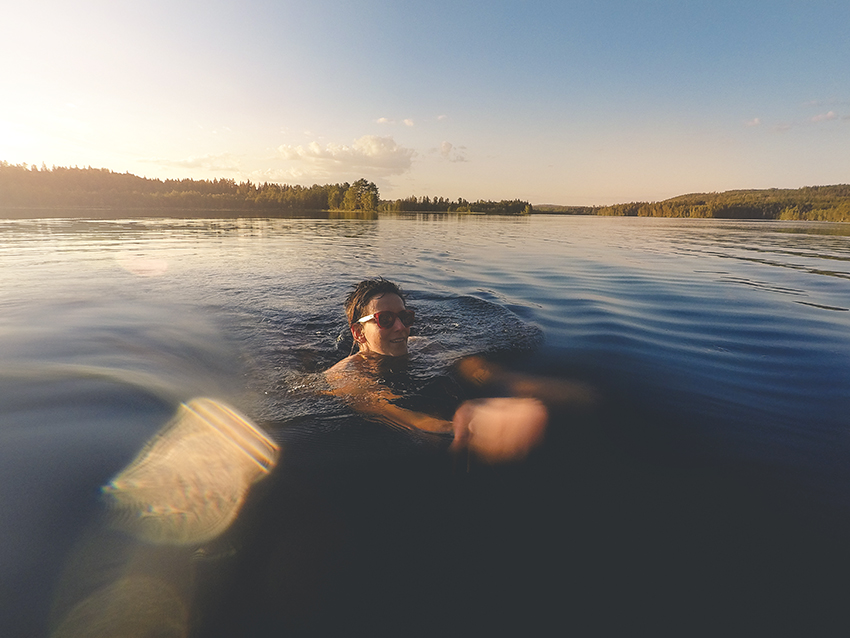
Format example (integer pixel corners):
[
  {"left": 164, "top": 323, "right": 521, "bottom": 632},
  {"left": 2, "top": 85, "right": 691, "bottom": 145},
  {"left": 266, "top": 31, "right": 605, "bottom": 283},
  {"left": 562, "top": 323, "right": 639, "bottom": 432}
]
[{"left": 1, "top": 214, "right": 849, "bottom": 636}]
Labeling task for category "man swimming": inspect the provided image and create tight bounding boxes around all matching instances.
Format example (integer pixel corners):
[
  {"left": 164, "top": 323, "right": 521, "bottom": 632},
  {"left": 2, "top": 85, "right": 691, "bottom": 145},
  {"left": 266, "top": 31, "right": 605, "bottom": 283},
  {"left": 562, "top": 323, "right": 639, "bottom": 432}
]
[{"left": 325, "top": 278, "right": 550, "bottom": 462}]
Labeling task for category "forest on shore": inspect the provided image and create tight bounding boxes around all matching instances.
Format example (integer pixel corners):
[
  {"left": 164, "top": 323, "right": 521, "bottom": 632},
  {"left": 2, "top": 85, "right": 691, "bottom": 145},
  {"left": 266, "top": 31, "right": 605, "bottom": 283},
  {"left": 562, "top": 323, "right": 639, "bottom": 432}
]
[
  {"left": 539, "top": 186, "right": 850, "bottom": 222},
  {"left": 1, "top": 162, "right": 848, "bottom": 221},
  {"left": 0, "top": 162, "right": 531, "bottom": 216}
]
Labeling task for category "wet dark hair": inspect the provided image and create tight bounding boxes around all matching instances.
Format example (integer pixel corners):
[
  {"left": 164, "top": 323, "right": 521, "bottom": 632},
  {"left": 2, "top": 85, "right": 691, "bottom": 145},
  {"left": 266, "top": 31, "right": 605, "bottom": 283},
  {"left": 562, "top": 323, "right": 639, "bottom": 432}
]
[{"left": 344, "top": 277, "right": 407, "bottom": 325}]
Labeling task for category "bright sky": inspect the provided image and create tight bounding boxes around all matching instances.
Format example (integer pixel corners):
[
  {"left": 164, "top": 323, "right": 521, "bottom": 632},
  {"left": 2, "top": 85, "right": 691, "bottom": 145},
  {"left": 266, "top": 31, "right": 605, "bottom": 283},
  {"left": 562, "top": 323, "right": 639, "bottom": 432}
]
[{"left": 1, "top": 0, "right": 848, "bottom": 205}]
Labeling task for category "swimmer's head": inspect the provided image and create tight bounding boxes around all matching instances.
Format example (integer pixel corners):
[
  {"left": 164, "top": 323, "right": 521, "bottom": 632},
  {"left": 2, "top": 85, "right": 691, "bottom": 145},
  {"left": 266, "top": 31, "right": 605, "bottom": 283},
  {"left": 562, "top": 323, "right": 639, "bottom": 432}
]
[
  {"left": 344, "top": 278, "right": 407, "bottom": 325},
  {"left": 345, "top": 278, "right": 410, "bottom": 357}
]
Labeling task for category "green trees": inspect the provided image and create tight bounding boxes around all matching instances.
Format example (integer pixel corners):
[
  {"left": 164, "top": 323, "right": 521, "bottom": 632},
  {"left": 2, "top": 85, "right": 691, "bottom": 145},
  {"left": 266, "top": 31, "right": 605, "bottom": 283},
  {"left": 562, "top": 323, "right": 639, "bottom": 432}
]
[
  {"left": 0, "top": 163, "right": 381, "bottom": 214},
  {"left": 592, "top": 186, "right": 850, "bottom": 221},
  {"left": 378, "top": 195, "right": 533, "bottom": 215},
  {"left": 340, "top": 179, "right": 379, "bottom": 211},
  {"left": 327, "top": 183, "right": 346, "bottom": 210},
  {"left": 7, "top": 161, "right": 844, "bottom": 221}
]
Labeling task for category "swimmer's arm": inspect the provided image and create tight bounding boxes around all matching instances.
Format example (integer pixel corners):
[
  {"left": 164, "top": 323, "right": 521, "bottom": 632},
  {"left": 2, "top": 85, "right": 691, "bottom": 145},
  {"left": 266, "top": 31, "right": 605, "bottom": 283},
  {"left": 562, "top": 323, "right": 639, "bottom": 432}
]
[
  {"left": 324, "top": 361, "right": 452, "bottom": 434},
  {"left": 370, "top": 401, "right": 453, "bottom": 433},
  {"left": 456, "top": 356, "right": 599, "bottom": 409}
]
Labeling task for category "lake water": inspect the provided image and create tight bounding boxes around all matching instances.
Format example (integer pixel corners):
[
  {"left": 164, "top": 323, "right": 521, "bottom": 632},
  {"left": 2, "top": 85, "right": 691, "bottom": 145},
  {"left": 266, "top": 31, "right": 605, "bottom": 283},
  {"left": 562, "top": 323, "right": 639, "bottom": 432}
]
[{"left": 2, "top": 213, "right": 849, "bottom": 636}]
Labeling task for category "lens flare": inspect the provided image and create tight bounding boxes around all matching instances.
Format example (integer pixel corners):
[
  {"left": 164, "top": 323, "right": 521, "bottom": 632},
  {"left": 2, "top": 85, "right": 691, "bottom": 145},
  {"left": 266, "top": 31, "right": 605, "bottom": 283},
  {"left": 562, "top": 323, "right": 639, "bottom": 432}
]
[
  {"left": 103, "top": 398, "right": 279, "bottom": 545},
  {"left": 51, "top": 576, "right": 188, "bottom": 638}
]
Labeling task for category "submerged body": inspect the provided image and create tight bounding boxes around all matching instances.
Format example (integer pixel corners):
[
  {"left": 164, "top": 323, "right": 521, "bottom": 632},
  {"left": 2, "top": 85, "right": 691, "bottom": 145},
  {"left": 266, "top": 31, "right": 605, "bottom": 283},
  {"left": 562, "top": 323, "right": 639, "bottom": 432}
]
[{"left": 325, "top": 278, "right": 550, "bottom": 462}]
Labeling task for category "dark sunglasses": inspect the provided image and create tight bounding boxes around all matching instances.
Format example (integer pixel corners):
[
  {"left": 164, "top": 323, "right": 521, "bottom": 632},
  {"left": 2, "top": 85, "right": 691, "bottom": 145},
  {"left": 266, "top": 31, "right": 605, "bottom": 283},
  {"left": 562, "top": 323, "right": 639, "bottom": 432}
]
[{"left": 355, "top": 309, "right": 415, "bottom": 329}]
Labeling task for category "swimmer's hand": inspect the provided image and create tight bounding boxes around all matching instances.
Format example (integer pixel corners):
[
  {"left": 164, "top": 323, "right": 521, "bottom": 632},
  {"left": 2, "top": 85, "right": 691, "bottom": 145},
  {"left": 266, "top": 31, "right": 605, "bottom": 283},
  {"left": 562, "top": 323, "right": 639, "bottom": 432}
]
[{"left": 451, "top": 398, "right": 548, "bottom": 463}]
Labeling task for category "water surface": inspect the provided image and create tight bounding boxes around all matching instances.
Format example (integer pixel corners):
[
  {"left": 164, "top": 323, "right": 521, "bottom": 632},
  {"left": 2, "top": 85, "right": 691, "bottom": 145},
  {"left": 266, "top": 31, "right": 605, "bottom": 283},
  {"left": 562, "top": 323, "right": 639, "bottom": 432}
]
[{"left": 2, "top": 214, "right": 849, "bottom": 635}]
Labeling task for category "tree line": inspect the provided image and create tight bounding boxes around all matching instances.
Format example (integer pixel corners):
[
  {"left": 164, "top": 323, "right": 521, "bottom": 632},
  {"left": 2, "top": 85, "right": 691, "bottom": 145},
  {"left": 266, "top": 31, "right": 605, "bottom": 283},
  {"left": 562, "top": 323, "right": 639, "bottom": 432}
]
[
  {"left": 0, "top": 162, "right": 532, "bottom": 215},
  {"left": 380, "top": 195, "right": 532, "bottom": 215},
  {"left": 589, "top": 186, "right": 850, "bottom": 222},
  {"left": 0, "top": 162, "right": 379, "bottom": 212},
  {"left": 2, "top": 162, "right": 846, "bottom": 220}
]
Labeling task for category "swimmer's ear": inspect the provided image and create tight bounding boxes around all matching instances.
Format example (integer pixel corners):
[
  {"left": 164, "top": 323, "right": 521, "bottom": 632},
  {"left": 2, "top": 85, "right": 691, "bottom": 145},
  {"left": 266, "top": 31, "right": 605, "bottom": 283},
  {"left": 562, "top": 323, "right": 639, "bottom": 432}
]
[{"left": 350, "top": 323, "right": 366, "bottom": 344}]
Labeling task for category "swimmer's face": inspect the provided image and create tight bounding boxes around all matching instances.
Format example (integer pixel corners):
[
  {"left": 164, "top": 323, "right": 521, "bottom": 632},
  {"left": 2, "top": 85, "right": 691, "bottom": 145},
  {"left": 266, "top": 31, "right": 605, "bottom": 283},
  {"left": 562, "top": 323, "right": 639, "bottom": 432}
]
[{"left": 353, "top": 292, "right": 410, "bottom": 357}]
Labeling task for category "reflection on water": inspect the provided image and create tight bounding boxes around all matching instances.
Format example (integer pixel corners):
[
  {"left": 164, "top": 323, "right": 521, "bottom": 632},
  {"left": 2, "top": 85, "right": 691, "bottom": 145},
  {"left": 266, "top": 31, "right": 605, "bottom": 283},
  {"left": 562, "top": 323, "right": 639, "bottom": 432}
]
[
  {"left": 774, "top": 223, "right": 850, "bottom": 237},
  {"left": 2, "top": 214, "right": 850, "bottom": 635}
]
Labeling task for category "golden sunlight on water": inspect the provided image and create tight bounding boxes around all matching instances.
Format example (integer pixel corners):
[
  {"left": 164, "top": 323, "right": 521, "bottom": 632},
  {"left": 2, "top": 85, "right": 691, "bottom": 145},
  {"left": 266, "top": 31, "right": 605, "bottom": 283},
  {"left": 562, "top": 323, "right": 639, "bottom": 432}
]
[
  {"left": 115, "top": 253, "right": 170, "bottom": 277},
  {"left": 103, "top": 398, "right": 279, "bottom": 545}
]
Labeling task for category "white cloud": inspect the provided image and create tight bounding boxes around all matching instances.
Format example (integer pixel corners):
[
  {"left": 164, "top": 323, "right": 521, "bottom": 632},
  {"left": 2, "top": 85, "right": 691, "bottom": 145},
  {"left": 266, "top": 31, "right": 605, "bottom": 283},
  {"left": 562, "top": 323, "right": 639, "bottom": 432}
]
[
  {"left": 375, "top": 117, "right": 414, "bottom": 126},
  {"left": 437, "top": 114, "right": 448, "bottom": 121},
  {"left": 811, "top": 111, "right": 837, "bottom": 122},
  {"left": 745, "top": 117, "right": 761, "bottom": 127},
  {"left": 277, "top": 135, "right": 414, "bottom": 177},
  {"left": 141, "top": 153, "right": 241, "bottom": 172}
]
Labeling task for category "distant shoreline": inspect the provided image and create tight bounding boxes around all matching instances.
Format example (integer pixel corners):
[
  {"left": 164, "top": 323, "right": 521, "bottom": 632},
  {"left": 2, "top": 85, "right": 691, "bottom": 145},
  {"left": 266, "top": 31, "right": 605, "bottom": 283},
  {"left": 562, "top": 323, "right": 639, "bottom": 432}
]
[
  {"left": 2, "top": 162, "right": 848, "bottom": 222},
  {"left": 2, "top": 206, "right": 849, "bottom": 223}
]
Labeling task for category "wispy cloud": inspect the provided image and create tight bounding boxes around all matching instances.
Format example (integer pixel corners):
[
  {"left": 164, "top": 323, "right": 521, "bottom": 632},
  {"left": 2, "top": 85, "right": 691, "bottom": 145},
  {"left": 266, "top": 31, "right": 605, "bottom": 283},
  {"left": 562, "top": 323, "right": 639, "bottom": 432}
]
[
  {"left": 437, "top": 114, "right": 448, "bottom": 121},
  {"left": 754, "top": 99, "right": 847, "bottom": 133},
  {"left": 438, "top": 141, "right": 467, "bottom": 163},
  {"left": 277, "top": 135, "right": 414, "bottom": 177},
  {"left": 376, "top": 117, "right": 415, "bottom": 126},
  {"left": 811, "top": 110, "right": 838, "bottom": 122},
  {"left": 141, "top": 153, "right": 241, "bottom": 172}
]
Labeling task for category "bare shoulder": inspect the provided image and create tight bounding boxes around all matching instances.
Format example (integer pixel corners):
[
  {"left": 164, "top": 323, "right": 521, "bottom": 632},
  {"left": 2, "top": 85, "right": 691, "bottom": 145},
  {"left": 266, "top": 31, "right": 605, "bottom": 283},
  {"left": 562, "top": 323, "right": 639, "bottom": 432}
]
[
  {"left": 325, "top": 353, "right": 368, "bottom": 381},
  {"left": 324, "top": 354, "right": 373, "bottom": 396},
  {"left": 325, "top": 355, "right": 355, "bottom": 377},
  {"left": 324, "top": 354, "right": 404, "bottom": 407}
]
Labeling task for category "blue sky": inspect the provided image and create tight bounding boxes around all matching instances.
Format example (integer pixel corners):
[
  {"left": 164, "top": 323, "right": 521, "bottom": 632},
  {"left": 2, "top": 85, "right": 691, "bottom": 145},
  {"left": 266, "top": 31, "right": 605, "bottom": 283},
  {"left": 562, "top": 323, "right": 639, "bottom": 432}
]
[{"left": 1, "top": 0, "right": 848, "bottom": 204}]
